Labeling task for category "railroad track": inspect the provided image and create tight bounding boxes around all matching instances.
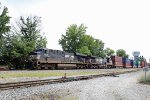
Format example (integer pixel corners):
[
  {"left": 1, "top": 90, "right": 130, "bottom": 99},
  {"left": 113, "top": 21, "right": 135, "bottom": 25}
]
[{"left": 0, "top": 69, "right": 140, "bottom": 90}]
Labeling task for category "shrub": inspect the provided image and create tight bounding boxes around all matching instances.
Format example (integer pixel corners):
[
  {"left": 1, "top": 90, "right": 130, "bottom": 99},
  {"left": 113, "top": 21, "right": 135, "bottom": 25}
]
[{"left": 139, "top": 72, "right": 150, "bottom": 84}]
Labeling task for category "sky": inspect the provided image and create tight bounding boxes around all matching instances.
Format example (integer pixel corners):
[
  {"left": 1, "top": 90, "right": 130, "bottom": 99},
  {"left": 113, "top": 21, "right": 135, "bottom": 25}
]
[{"left": 1, "top": 0, "right": 150, "bottom": 61}]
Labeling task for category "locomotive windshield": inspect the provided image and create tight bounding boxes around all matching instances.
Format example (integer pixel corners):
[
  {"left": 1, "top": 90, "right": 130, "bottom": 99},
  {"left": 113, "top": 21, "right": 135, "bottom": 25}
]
[{"left": 29, "top": 52, "right": 41, "bottom": 59}]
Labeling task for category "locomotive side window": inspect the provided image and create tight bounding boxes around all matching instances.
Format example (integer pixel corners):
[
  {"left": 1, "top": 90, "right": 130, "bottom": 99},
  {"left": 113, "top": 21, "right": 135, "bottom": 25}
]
[
  {"left": 51, "top": 50, "right": 54, "bottom": 54},
  {"left": 59, "top": 51, "right": 62, "bottom": 56},
  {"left": 36, "top": 49, "right": 41, "bottom": 52},
  {"left": 44, "top": 50, "right": 47, "bottom": 54},
  {"left": 49, "top": 49, "right": 54, "bottom": 54},
  {"left": 57, "top": 50, "right": 59, "bottom": 55},
  {"left": 59, "top": 51, "right": 61, "bottom": 55},
  {"left": 62, "top": 52, "right": 65, "bottom": 57},
  {"left": 44, "top": 49, "right": 48, "bottom": 54},
  {"left": 53, "top": 50, "right": 56, "bottom": 54},
  {"left": 49, "top": 50, "right": 51, "bottom": 54}
]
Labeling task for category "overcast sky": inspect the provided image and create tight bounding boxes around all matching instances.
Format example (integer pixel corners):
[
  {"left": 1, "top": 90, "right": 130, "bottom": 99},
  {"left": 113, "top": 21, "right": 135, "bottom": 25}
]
[{"left": 1, "top": 0, "right": 150, "bottom": 61}]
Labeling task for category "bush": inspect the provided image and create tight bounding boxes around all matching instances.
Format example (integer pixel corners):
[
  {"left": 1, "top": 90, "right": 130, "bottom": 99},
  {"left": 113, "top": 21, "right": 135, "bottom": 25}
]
[{"left": 139, "top": 72, "right": 150, "bottom": 84}]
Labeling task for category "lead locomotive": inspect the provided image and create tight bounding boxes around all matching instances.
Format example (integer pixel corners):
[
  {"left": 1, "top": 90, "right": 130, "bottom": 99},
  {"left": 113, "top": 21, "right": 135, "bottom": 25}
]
[{"left": 29, "top": 48, "right": 113, "bottom": 69}]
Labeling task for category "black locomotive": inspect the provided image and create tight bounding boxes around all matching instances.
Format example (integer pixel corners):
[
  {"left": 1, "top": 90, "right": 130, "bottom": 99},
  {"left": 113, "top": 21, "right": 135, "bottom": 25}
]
[{"left": 29, "top": 48, "right": 112, "bottom": 69}]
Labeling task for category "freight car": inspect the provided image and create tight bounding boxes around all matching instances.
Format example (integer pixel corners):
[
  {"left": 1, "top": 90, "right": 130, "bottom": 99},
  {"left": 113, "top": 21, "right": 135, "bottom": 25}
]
[
  {"left": 111, "top": 56, "right": 123, "bottom": 68},
  {"left": 140, "top": 59, "right": 147, "bottom": 68},
  {"left": 29, "top": 48, "right": 113, "bottom": 69}
]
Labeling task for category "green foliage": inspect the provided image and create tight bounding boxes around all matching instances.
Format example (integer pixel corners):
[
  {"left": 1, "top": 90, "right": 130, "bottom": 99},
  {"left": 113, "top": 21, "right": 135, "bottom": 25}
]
[
  {"left": 116, "top": 49, "right": 129, "bottom": 58},
  {"left": 80, "top": 35, "right": 94, "bottom": 49},
  {"left": 59, "top": 24, "right": 86, "bottom": 52},
  {"left": 0, "top": 6, "right": 11, "bottom": 39},
  {"left": 59, "top": 24, "right": 105, "bottom": 57},
  {"left": 0, "top": 6, "right": 11, "bottom": 46},
  {"left": 79, "top": 34, "right": 105, "bottom": 57},
  {"left": 19, "top": 16, "right": 47, "bottom": 49},
  {"left": 124, "top": 54, "right": 129, "bottom": 58},
  {"left": 77, "top": 46, "right": 91, "bottom": 55},
  {"left": 92, "top": 39, "right": 105, "bottom": 57},
  {"left": 36, "top": 34, "right": 47, "bottom": 49},
  {"left": 80, "top": 35, "right": 105, "bottom": 57},
  {"left": 2, "top": 16, "right": 47, "bottom": 69},
  {"left": 0, "top": 5, "right": 11, "bottom": 65},
  {"left": 104, "top": 48, "right": 115, "bottom": 57}
]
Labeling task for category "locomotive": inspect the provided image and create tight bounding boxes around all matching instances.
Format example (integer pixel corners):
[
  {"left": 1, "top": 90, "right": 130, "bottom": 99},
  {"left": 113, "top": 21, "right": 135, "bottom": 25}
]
[
  {"left": 29, "top": 48, "right": 112, "bottom": 69},
  {"left": 29, "top": 48, "right": 146, "bottom": 69}
]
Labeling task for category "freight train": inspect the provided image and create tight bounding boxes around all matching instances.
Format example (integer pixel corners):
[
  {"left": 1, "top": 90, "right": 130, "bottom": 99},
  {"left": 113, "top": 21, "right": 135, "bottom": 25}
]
[{"left": 29, "top": 48, "right": 147, "bottom": 69}]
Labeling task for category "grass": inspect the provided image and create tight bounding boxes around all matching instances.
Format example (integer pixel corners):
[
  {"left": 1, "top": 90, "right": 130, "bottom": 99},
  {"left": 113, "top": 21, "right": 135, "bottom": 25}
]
[
  {"left": 0, "top": 68, "right": 139, "bottom": 79},
  {"left": 139, "top": 72, "right": 150, "bottom": 84},
  {"left": 0, "top": 71, "right": 98, "bottom": 78}
]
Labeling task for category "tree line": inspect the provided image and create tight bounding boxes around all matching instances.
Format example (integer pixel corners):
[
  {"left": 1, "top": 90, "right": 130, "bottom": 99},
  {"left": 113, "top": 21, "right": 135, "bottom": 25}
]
[
  {"left": 0, "top": 4, "right": 47, "bottom": 69},
  {"left": 59, "top": 24, "right": 129, "bottom": 58},
  {"left": 0, "top": 3, "right": 129, "bottom": 69}
]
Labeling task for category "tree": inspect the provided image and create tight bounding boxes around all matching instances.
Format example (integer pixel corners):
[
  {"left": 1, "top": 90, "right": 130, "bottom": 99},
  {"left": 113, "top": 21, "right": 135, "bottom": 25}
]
[
  {"left": 18, "top": 16, "right": 47, "bottom": 49},
  {"left": 116, "top": 49, "right": 129, "bottom": 58},
  {"left": 104, "top": 48, "right": 115, "bottom": 57},
  {"left": 3, "top": 16, "right": 47, "bottom": 69},
  {"left": 0, "top": 6, "right": 10, "bottom": 40},
  {"left": 0, "top": 4, "right": 11, "bottom": 65},
  {"left": 80, "top": 34, "right": 94, "bottom": 49},
  {"left": 59, "top": 24, "right": 105, "bottom": 57},
  {"left": 0, "top": 5, "right": 11, "bottom": 48},
  {"left": 124, "top": 54, "right": 129, "bottom": 58},
  {"left": 59, "top": 24, "right": 87, "bottom": 52},
  {"left": 77, "top": 46, "right": 91, "bottom": 55},
  {"left": 80, "top": 36, "right": 105, "bottom": 57},
  {"left": 78, "top": 34, "right": 94, "bottom": 55},
  {"left": 92, "top": 39, "right": 105, "bottom": 57},
  {"left": 79, "top": 35, "right": 104, "bottom": 56}
]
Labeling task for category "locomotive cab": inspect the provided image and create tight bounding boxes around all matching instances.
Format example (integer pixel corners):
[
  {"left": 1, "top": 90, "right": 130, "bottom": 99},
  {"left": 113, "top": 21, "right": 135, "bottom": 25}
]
[
  {"left": 29, "top": 48, "right": 49, "bottom": 60},
  {"left": 29, "top": 51, "right": 41, "bottom": 69},
  {"left": 29, "top": 52, "right": 41, "bottom": 60}
]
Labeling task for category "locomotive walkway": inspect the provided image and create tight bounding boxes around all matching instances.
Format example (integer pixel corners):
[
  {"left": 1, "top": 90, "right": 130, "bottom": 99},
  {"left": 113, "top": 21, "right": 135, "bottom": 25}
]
[{"left": 0, "top": 68, "right": 140, "bottom": 90}]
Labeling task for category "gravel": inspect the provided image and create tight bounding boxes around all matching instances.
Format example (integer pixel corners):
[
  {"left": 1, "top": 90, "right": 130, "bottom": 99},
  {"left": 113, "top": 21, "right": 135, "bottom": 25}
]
[{"left": 0, "top": 70, "right": 150, "bottom": 100}]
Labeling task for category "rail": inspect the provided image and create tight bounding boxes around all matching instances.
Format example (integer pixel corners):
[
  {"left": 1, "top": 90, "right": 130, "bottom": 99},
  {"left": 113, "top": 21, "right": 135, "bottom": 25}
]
[{"left": 0, "top": 69, "right": 140, "bottom": 90}]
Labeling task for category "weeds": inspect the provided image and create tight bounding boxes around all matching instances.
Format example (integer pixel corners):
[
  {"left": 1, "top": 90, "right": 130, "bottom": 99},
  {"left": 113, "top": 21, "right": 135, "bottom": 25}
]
[{"left": 139, "top": 72, "right": 150, "bottom": 84}]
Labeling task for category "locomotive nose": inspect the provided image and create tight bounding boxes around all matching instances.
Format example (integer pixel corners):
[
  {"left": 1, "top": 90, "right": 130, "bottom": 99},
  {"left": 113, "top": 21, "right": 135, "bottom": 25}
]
[{"left": 30, "top": 52, "right": 41, "bottom": 60}]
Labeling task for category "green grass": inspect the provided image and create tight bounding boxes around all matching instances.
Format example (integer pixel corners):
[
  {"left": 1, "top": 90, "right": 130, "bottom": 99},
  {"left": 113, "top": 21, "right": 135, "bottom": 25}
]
[
  {"left": 0, "top": 68, "right": 139, "bottom": 79},
  {"left": 0, "top": 71, "right": 98, "bottom": 78},
  {"left": 139, "top": 72, "right": 150, "bottom": 84}
]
